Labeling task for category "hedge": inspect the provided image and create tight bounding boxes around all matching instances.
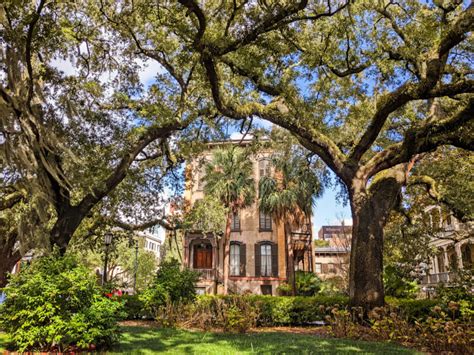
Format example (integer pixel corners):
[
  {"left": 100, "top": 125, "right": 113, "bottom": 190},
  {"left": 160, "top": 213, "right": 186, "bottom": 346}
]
[
  {"left": 196, "top": 295, "right": 349, "bottom": 326},
  {"left": 194, "top": 295, "right": 465, "bottom": 326}
]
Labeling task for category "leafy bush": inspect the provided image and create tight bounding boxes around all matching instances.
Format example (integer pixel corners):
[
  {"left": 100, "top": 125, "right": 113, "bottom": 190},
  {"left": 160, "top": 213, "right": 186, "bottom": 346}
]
[
  {"left": 192, "top": 295, "right": 349, "bottom": 327},
  {"left": 325, "top": 304, "right": 474, "bottom": 353},
  {"left": 140, "top": 259, "right": 199, "bottom": 315},
  {"left": 277, "top": 271, "right": 322, "bottom": 296},
  {"left": 386, "top": 297, "right": 439, "bottom": 322},
  {"left": 0, "top": 254, "right": 124, "bottom": 352},
  {"left": 122, "top": 294, "right": 152, "bottom": 320},
  {"left": 383, "top": 265, "right": 419, "bottom": 298}
]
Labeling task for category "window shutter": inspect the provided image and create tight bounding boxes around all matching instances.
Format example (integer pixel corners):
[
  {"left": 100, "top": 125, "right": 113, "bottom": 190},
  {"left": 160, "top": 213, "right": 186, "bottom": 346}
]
[
  {"left": 240, "top": 243, "right": 246, "bottom": 276},
  {"left": 271, "top": 243, "right": 278, "bottom": 277},
  {"left": 255, "top": 243, "right": 261, "bottom": 277}
]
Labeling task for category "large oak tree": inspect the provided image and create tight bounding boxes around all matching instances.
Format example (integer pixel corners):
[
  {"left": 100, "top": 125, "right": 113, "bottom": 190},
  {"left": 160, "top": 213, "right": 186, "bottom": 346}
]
[
  {"left": 0, "top": 0, "right": 211, "bottom": 266},
  {"left": 113, "top": 0, "right": 473, "bottom": 309}
]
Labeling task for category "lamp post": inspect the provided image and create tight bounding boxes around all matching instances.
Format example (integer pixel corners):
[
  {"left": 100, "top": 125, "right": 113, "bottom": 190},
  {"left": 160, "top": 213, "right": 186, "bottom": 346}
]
[
  {"left": 133, "top": 239, "right": 139, "bottom": 293},
  {"left": 102, "top": 232, "right": 113, "bottom": 286}
]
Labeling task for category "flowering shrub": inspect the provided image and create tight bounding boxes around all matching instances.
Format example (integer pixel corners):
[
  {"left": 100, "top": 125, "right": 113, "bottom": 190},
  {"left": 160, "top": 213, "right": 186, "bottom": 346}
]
[{"left": 0, "top": 254, "right": 125, "bottom": 352}]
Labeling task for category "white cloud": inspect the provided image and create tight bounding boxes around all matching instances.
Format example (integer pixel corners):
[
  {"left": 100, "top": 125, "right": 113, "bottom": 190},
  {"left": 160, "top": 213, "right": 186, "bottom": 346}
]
[
  {"left": 51, "top": 57, "right": 77, "bottom": 76},
  {"left": 135, "top": 59, "right": 166, "bottom": 87}
]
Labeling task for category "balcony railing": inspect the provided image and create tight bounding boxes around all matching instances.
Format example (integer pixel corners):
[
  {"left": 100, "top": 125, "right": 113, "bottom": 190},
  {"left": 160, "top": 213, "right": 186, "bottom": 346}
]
[
  {"left": 194, "top": 268, "right": 215, "bottom": 280},
  {"left": 421, "top": 272, "right": 457, "bottom": 285}
]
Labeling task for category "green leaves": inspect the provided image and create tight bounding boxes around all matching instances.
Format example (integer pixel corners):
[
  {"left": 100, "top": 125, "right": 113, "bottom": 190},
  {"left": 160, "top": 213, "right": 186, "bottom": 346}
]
[
  {"left": 203, "top": 146, "right": 256, "bottom": 211},
  {"left": 0, "top": 254, "right": 125, "bottom": 352}
]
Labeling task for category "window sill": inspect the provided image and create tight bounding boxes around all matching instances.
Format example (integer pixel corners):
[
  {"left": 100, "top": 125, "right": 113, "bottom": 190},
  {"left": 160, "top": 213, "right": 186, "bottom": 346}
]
[{"left": 259, "top": 229, "right": 272, "bottom": 232}]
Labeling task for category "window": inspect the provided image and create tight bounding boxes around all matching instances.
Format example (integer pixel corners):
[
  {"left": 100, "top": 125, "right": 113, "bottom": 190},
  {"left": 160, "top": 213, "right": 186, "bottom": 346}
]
[
  {"left": 255, "top": 242, "right": 277, "bottom": 277},
  {"left": 261, "top": 244, "right": 272, "bottom": 276},
  {"left": 231, "top": 211, "right": 240, "bottom": 231},
  {"left": 315, "top": 263, "right": 322, "bottom": 273},
  {"left": 260, "top": 285, "right": 272, "bottom": 295},
  {"left": 195, "top": 287, "right": 206, "bottom": 295},
  {"left": 259, "top": 210, "right": 272, "bottom": 231},
  {"left": 258, "top": 159, "right": 271, "bottom": 178},
  {"left": 230, "top": 244, "right": 240, "bottom": 276},
  {"left": 328, "top": 263, "right": 336, "bottom": 274}
]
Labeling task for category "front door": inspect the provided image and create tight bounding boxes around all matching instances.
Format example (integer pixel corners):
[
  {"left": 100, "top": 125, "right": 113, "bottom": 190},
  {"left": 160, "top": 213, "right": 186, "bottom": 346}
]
[{"left": 193, "top": 243, "right": 213, "bottom": 269}]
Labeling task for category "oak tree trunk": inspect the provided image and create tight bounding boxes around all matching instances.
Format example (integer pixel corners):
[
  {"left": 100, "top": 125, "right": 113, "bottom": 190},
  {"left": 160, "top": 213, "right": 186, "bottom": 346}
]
[
  {"left": 50, "top": 204, "right": 93, "bottom": 255},
  {"left": 222, "top": 211, "right": 232, "bottom": 295},
  {"left": 0, "top": 234, "right": 22, "bottom": 288},
  {"left": 349, "top": 175, "right": 403, "bottom": 311}
]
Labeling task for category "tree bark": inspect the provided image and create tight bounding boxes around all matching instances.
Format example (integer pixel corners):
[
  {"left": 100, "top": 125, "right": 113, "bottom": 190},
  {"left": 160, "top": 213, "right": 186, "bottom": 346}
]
[
  {"left": 222, "top": 211, "right": 232, "bottom": 295},
  {"left": 0, "top": 233, "right": 22, "bottom": 288},
  {"left": 349, "top": 174, "right": 404, "bottom": 311},
  {"left": 284, "top": 221, "right": 296, "bottom": 296},
  {"left": 50, "top": 205, "right": 92, "bottom": 255}
]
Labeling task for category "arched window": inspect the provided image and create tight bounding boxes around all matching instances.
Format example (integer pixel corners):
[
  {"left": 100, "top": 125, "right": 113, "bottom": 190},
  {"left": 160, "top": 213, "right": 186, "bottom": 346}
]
[
  {"left": 255, "top": 242, "right": 278, "bottom": 277},
  {"left": 230, "top": 242, "right": 246, "bottom": 276},
  {"left": 259, "top": 210, "right": 272, "bottom": 231},
  {"left": 231, "top": 211, "right": 241, "bottom": 231},
  {"left": 261, "top": 244, "right": 272, "bottom": 276}
]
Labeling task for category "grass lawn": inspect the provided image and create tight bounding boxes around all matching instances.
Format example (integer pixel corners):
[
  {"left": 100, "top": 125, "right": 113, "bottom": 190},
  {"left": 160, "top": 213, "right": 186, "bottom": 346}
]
[
  {"left": 0, "top": 327, "right": 419, "bottom": 354},
  {"left": 112, "top": 326, "right": 419, "bottom": 354}
]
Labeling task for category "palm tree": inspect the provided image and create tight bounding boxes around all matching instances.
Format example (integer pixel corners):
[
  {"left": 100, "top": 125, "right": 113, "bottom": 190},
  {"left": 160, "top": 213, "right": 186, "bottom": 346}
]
[
  {"left": 259, "top": 150, "right": 322, "bottom": 295},
  {"left": 203, "top": 146, "right": 255, "bottom": 295}
]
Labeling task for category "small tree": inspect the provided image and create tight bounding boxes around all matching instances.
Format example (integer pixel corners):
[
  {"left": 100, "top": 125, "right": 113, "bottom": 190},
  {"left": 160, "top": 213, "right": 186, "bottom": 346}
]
[
  {"left": 259, "top": 148, "right": 322, "bottom": 295},
  {"left": 203, "top": 146, "right": 255, "bottom": 295}
]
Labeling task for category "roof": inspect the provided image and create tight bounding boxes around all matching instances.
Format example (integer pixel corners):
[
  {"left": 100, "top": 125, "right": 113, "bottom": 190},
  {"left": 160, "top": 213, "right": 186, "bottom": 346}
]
[{"left": 315, "top": 247, "right": 350, "bottom": 254}]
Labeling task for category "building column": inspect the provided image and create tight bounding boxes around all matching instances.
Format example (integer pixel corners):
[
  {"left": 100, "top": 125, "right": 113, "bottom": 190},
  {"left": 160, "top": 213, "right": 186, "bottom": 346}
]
[
  {"left": 442, "top": 246, "right": 449, "bottom": 272},
  {"left": 432, "top": 256, "right": 438, "bottom": 274},
  {"left": 455, "top": 242, "right": 464, "bottom": 270}
]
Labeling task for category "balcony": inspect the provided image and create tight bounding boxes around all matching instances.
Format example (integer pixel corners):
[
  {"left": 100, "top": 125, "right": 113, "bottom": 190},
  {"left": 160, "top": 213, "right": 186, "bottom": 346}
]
[{"left": 421, "top": 272, "right": 457, "bottom": 285}]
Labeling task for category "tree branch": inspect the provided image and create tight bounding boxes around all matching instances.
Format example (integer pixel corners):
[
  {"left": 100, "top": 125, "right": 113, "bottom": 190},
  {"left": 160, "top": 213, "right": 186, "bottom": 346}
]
[
  {"left": 349, "top": 4, "right": 474, "bottom": 163},
  {"left": 364, "top": 98, "right": 474, "bottom": 178}
]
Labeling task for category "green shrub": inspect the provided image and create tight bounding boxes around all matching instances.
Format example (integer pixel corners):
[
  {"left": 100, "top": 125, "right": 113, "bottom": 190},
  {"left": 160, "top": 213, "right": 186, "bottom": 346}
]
[
  {"left": 140, "top": 259, "right": 199, "bottom": 315},
  {"left": 122, "top": 294, "right": 152, "bottom": 320},
  {"left": 383, "top": 265, "right": 419, "bottom": 298},
  {"left": 277, "top": 272, "right": 322, "bottom": 296},
  {"left": 0, "top": 254, "right": 124, "bottom": 352},
  {"left": 386, "top": 297, "right": 440, "bottom": 322},
  {"left": 193, "top": 295, "right": 349, "bottom": 327}
]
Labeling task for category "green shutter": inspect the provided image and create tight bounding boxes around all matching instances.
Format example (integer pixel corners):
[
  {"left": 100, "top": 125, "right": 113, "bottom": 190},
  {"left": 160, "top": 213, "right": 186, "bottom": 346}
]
[
  {"left": 255, "top": 243, "right": 261, "bottom": 277},
  {"left": 271, "top": 243, "right": 278, "bottom": 277},
  {"left": 240, "top": 243, "right": 246, "bottom": 276}
]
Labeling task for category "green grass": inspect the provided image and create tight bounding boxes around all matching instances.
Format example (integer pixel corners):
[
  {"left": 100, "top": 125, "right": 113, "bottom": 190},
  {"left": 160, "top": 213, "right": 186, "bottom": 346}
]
[
  {"left": 112, "top": 326, "right": 419, "bottom": 354},
  {"left": 0, "top": 327, "right": 419, "bottom": 354}
]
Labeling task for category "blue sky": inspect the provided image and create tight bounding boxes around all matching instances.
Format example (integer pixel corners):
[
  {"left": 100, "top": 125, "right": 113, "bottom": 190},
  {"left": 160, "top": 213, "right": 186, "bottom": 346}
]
[{"left": 312, "top": 179, "right": 352, "bottom": 237}]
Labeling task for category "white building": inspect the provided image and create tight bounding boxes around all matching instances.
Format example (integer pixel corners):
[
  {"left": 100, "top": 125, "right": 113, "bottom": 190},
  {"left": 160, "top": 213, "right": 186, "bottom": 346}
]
[{"left": 421, "top": 206, "right": 473, "bottom": 287}]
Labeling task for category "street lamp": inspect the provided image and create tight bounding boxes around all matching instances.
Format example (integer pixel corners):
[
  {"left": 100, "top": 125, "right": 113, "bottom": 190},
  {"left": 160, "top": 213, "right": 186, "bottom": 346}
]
[
  {"left": 102, "top": 232, "right": 113, "bottom": 286},
  {"left": 133, "top": 239, "right": 139, "bottom": 293}
]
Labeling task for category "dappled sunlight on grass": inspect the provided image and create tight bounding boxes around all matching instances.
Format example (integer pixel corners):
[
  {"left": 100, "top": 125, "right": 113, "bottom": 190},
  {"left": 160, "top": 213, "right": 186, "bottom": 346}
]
[{"left": 112, "top": 326, "right": 419, "bottom": 354}]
